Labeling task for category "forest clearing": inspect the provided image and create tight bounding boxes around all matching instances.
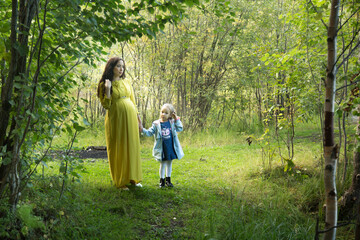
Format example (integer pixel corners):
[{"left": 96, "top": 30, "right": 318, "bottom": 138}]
[
  {"left": 6, "top": 124, "right": 332, "bottom": 239},
  {"left": 1, "top": 122, "right": 357, "bottom": 239},
  {"left": 1, "top": 0, "right": 360, "bottom": 239}
]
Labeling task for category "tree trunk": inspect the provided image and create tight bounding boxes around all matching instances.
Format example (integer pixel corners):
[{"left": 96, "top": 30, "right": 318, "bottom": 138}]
[
  {"left": 338, "top": 104, "right": 360, "bottom": 221},
  {"left": 323, "top": 0, "right": 340, "bottom": 239},
  {"left": 0, "top": 0, "right": 39, "bottom": 210},
  {"left": 0, "top": 0, "right": 18, "bottom": 200},
  {"left": 0, "top": 0, "right": 18, "bottom": 151},
  {"left": 255, "top": 76, "right": 262, "bottom": 124},
  {"left": 356, "top": 200, "right": 360, "bottom": 239}
]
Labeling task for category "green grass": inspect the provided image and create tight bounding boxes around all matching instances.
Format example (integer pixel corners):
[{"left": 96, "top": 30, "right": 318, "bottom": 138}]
[{"left": 3, "top": 121, "right": 357, "bottom": 239}]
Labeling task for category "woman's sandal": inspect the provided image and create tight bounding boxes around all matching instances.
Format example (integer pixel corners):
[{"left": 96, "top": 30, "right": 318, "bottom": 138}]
[{"left": 130, "top": 180, "right": 142, "bottom": 187}]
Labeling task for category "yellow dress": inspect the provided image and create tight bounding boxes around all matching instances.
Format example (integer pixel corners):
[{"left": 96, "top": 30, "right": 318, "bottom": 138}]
[{"left": 99, "top": 79, "right": 142, "bottom": 188}]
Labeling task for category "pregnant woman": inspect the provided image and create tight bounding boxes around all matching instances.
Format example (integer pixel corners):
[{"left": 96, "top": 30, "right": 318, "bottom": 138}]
[{"left": 97, "top": 57, "right": 142, "bottom": 190}]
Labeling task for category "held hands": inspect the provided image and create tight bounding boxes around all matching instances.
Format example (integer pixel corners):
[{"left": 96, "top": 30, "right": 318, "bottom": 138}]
[{"left": 138, "top": 115, "right": 143, "bottom": 133}]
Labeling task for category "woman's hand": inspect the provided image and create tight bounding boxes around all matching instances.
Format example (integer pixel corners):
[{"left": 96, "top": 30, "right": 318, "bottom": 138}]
[
  {"left": 105, "top": 79, "right": 111, "bottom": 98},
  {"left": 137, "top": 115, "right": 143, "bottom": 132},
  {"left": 105, "top": 79, "right": 111, "bottom": 89}
]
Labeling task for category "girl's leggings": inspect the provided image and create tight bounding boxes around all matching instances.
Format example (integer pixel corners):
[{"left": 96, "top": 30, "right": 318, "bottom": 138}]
[{"left": 159, "top": 160, "right": 172, "bottom": 178}]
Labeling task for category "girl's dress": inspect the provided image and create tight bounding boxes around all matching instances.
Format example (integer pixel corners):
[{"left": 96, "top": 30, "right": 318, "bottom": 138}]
[
  {"left": 142, "top": 118, "right": 184, "bottom": 162},
  {"left": 99, "top": 79, "right": 142, "bottom": 188},
  {"left": 160, "top": 121, "right": 177, "bottom": 161}
]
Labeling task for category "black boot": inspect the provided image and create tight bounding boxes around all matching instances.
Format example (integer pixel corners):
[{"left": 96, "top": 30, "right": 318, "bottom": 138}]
[
  {"left": 159, "top": 178, "right": 165, "bottom": 188},
  {"left": 165, "top": 177, "right": 173, "bottom": 187}
]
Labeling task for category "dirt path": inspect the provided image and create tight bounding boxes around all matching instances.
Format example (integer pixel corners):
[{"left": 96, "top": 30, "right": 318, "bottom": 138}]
[
  {"left": 52, "top": 146, "right": 108, "bottom": 159},
  {"left": 79, "top": 146, "right": 107, "bottom": 159}
]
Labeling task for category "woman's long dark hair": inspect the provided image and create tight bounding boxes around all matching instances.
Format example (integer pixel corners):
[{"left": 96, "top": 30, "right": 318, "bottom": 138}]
[{"left": 97, "top": 57, "right": 126, "bottom": 98}]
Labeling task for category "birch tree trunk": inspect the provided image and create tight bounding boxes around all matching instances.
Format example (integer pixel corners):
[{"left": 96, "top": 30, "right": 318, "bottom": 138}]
[{"left": 323, "top": 0, "right": 340, "bottom": 239}]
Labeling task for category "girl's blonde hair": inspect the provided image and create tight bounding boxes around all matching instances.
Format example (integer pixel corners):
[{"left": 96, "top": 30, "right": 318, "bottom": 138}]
[{"left": 160, "top": 103, "right": 175, "bottom": 120}]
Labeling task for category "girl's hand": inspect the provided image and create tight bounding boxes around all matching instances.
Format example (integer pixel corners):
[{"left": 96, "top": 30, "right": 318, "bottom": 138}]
[{"left": 172, "top": 112, "right": 177, "bottom": 120}]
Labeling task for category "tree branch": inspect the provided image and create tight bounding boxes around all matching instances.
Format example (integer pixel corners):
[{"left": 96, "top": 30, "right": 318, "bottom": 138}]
[
  {"left": 43, "top": 59, "right": 82, "bottom": 98},
  {"left": 308, "top": 0, "right": 328, "bottom": 30},
  {"left": 337, "top": 39, "right": 360, "bottom": 71},
  {"left": 318, "top": 221, "right": 356, "bottom": 234},
  {"left": 336, "top": 72, "right": 360, "bottom": 92},
  {"left": 18, "top": 0, "right": 48, "bottom": 153},
  {"left": 337, "top": 6, "right": 360, "bottom": 33},
  {"left": 329, "top": 22, "right": 360, "bottom": 74}
]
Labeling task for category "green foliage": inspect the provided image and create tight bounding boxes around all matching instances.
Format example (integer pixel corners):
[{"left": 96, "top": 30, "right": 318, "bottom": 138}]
[
  {"left": 58, "top": 154, "right": 87, "bottom": 181},
  {"left": 17, "top": 204, "right": 45, "bottom": 234},
  {"left": 0, "top": 203, "right": 17, "bottom": 239}
]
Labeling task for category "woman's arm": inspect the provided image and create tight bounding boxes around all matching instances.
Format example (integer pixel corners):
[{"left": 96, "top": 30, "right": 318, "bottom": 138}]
[
  {"left": 138, "top": 115, "right": 143, "bottom": 132},
  {"left": 99, "top": 81, "right": 112, "bottom": 109}
]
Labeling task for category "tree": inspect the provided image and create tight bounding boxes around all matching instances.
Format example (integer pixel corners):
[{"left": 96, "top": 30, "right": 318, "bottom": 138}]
[
  {"left": 124, "top": 0, "right": 241, "bottom": 129},
  {"left": 323, "top": 0, "right": 340, "bottom": 239}
]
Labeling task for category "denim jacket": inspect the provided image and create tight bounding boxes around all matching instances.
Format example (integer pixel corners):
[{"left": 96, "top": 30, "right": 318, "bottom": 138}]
[{"left": 142, "top": 118, "right": 184, "bottom": 162}]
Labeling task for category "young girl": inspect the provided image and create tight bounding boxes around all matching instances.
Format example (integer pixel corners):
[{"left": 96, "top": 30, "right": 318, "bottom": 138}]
[{"left": 141, "top": 104, "right": 184, "bottom": 188}]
